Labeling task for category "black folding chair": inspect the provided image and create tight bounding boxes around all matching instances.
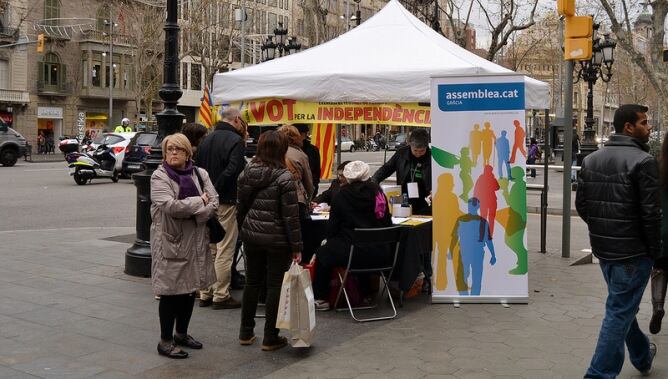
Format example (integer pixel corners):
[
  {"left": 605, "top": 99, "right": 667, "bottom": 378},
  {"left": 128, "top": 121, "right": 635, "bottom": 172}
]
[{"left": 334, "top": 226, "right": 402, "bottom": 322}]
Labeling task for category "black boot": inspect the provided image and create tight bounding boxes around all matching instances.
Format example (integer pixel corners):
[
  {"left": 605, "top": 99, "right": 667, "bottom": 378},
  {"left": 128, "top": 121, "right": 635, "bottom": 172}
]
[{"left": 650, "top": 268, "right": 667, "bottom": 334}]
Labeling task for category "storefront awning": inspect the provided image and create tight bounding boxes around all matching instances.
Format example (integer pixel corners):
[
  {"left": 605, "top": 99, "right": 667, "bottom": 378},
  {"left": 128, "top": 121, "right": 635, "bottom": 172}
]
[{"left": 86, "top": 113, "right": 108, "bottom": 121}]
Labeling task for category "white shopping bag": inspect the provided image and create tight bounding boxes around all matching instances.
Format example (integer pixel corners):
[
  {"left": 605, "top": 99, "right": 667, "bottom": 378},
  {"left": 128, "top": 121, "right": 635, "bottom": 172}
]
[{"left": 276, "top": 262, "right": 316, "bottom": 347}]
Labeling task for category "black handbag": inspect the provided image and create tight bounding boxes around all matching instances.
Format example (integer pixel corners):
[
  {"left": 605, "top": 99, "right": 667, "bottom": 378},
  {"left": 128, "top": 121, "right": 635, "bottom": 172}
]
[{"left": 193, "top": 168, "right": 226, "bottom": 244}]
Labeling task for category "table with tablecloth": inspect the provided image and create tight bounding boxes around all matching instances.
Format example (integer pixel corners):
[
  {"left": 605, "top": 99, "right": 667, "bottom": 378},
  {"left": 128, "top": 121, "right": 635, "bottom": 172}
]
[{"left": 302, "top": 215, "right": 433, "bottom": 297}]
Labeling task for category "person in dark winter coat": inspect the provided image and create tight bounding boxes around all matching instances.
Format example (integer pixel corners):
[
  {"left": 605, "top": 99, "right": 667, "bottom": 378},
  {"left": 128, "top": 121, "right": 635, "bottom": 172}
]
[
  {"left": 372, "top": 128, "right": 432, "bottom": 215},
  {"left": 649, "top": 131, "right": 668, "bottom": 335},
  {"left": 313, "top": 161, "right": 392, "bottom": 311},
  {"left": 576, "top": 104, "right": 661, "bottom": 378},
  {"left": 311, "top": 161, "right": 351, "bottom": 207},
  {"left": 195, "top": 108, "right": 247, "bottom": 309},
  {"left": 295, "top": 124, "right": 321, "bottom": 198},
  {"left": 236, "top": 130, "right": 303, "bottom": 352}
]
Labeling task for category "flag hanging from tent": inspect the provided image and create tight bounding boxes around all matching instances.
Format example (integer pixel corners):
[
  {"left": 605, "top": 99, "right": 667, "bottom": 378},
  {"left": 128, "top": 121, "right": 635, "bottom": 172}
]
[
  {"left": 198, "top": 85, "right": 214, "bottom": 128},
  {"left": 312, "top": 123, "right": 335, "bottom": 179}
]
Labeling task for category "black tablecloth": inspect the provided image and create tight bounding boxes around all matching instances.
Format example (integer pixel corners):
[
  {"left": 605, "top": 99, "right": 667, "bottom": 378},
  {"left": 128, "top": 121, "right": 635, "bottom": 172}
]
[{"left": 303, "top": 218, "right": 433, "bottom": 292}]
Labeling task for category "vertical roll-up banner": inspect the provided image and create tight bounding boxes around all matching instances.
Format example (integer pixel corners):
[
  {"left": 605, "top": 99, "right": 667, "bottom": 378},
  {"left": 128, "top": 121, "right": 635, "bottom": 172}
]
[{"left": 430, "top": 74, "right": 528, "bottom": 304}]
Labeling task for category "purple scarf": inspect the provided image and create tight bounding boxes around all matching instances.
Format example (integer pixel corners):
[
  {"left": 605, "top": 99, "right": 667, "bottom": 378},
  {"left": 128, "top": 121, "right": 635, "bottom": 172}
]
[{"left": 162, "top": 160, "right": 200, "bottom": 200}]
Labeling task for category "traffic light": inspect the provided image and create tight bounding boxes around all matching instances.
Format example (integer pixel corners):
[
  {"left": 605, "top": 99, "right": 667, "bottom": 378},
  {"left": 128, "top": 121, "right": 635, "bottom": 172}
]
[
  {"left": 557, "top": 0, "right": 593, "bottom": 61},
  {"left": 36, "top": 34, "right": 44, "bottom": 53},
  {"left": 557, "top": 0, "right": 575, "bottom": 17},
  {"left": 564, "top": 16, "right": 593, "bottom": 60}
]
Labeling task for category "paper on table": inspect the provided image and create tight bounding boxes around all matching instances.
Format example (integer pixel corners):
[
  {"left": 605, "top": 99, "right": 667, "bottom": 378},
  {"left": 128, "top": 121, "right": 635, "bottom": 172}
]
[
  {"left": 392, "top": 217, "right": 409, "bottom": 224},
  {"left": 311, "top": 214, "right": 329, "bottom": 221}
]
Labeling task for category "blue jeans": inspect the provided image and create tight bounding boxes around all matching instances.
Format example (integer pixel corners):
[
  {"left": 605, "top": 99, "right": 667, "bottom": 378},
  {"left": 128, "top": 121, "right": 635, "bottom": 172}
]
[{"left": 585, "top": 256, "right": 653, "bottom": 378}]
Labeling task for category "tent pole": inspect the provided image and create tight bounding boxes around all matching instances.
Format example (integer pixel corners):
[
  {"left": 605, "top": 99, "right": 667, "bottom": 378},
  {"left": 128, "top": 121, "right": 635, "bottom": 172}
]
[
  {"left": 337, "top": 124, "right": 342, "bottom": 170},
  {"left": 383, "top": 125, "right": 389, "bottom": 163}
]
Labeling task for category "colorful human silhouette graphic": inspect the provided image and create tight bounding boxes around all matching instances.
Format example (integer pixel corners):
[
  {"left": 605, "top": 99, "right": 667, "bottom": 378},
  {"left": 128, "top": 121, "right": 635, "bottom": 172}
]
[
  {"left": 480, "top": 122, "right": 496, "bottom": 166},
  {"left": 509, "top": 119, "right": 526, "bottom": 163},
  {"left": 497, "top": 166, "right": 528, "bottom": 275},
  {"left": 495, "top": 130, "right": 513, "bottom": 180},
  {"left": 450, "top": 197, "right": 497, "bottom": 296},
  {"left": 433, "top": 173, "right": 468, "bottom": 292},
  {"left": 469, "top": 124, "right": 482, "bottom": 166},
  {"left": 473, "top": 165, "right": 500, "bottom": 238},
  {"left": 459, "top": 147, "right": 473, "bottom": 201}
]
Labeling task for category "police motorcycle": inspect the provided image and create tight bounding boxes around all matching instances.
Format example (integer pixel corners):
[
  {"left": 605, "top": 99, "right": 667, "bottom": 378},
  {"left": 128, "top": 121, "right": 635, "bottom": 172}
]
[{"left": 65, "top": 143, "right": 119, "bottom": 185}]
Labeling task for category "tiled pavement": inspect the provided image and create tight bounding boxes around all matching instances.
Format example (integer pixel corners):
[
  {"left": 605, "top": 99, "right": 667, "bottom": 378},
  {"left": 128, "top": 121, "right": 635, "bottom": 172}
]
[{"left": 0, "top": 215, "right": 664, "bottom": 378}]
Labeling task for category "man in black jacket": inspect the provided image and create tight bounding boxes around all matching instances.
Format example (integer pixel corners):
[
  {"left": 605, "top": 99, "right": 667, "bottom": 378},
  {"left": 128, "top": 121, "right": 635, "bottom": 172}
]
[
  {"left": 195, "top": 108, "right": 247, "bottom": 309},
  {"left": 372, "top": 128, "right": 432, "bottom": 215},
  {"left": 295, "top": 124, "right": 321, "bottom": 197},
  {"left": 577, "top": 104, "right": 660, "bottom": 378}
]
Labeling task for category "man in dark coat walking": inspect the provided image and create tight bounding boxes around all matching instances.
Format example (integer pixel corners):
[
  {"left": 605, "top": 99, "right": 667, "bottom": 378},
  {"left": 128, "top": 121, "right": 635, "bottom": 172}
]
[
  {"left": 577, "top": 104, "right": 661, "bottom": 378},
  {"left": 195, "top": 108, "right": 247, "bottom": 309}
]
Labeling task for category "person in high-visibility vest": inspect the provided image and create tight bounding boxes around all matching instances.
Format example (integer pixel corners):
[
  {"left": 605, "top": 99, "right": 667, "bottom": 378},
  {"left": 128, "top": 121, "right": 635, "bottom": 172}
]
[{"left": 114, "top": 118, "right": 133, "bottom": 133}]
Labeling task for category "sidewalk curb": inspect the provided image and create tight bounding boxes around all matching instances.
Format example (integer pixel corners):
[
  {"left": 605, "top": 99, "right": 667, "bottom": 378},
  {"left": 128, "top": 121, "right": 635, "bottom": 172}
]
[{"left": 528, "top": 206, "right": 579, "bottom": 217}]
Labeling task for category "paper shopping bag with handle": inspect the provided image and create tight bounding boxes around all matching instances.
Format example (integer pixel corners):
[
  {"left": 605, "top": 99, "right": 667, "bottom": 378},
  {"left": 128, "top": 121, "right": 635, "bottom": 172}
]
[
  {"left": 289, "top": 264, "right": 316, "bottom": 347},
  {"left": 276, "top": 262, "right": 299, "bottom": 330}
]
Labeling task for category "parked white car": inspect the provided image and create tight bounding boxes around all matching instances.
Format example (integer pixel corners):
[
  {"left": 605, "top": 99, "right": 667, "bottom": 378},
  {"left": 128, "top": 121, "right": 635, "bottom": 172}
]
[
  {"left": 88, "top": 132, "right": 136, "bottom": 173},
  {"left": 336, "top": 136, "right": 356, "bottom": 152}
]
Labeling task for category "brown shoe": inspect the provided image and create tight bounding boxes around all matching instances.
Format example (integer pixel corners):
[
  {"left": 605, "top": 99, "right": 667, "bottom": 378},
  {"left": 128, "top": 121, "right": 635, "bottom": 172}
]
[
  {"left": 212, "top": 297, "right": 241, "bottom": 309},
  {"left": 239, "top": 335, "right": 256, "bottom": 346},
  {"left": 198, "top": 298, "right": 213, "bottom": 308},
  {"left": 261, "top": 336, "right": 288, "bottom": 351}
]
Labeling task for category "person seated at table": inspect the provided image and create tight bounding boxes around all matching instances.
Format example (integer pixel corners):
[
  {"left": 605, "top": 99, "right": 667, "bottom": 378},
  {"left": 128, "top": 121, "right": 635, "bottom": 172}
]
[
  {"left": 310, "top": 161, "right": 351, "bottom": 209},
  {"left": 313, "top": 160, "right": 393, "bottom": 311}
]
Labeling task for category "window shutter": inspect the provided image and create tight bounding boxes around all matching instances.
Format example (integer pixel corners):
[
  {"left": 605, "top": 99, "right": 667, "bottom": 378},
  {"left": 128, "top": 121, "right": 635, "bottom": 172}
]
[
  {"left": 60, "top": 64, "right": 67, "bottom": 90},
  {"left": 38, "top": 62, "right": 44, "bottom": 84}
]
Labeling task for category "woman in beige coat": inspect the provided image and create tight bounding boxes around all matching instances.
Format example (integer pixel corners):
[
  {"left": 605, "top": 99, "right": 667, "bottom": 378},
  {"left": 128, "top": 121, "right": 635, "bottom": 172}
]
[
  {"left": 150, "top": 133, "right": 218, "bottom": 359},
  {"left": 278, "top": 124, "right": 314, "bottom": 215}
]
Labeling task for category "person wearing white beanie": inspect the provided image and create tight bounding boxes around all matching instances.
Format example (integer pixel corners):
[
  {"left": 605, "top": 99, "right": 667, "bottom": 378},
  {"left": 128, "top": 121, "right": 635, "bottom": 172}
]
[
  {"left": 342, "top": 160, "right": 370, "bottom": 182},
  {"left": 312, "top": 160, "right": 392, "bottom": 311}
]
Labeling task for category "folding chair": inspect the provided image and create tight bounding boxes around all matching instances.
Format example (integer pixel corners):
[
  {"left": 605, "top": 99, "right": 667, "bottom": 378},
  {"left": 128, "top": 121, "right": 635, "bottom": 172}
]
[{"left": 334, "top": 226, "right": 402, "bottom": 322}]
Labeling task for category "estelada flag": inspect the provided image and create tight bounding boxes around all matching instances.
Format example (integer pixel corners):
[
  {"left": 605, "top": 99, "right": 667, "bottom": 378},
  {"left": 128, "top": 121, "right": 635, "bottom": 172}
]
[
  {"left": 198, "top": 85, "right": 214, "bottom": 128},
  {"left": 312, "top": 123, "right": 335, "bottom": 179}
]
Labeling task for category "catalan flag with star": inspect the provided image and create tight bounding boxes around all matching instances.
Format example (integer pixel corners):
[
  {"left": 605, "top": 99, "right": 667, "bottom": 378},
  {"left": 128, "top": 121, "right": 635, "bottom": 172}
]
[{"left": 198, "top": 84, "right": 214, "bottom": 128}]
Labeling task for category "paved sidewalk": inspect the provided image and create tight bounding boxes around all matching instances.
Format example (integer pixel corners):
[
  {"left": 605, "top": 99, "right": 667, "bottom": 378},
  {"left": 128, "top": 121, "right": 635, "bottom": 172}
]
[{"left": 0, "top": 214, "right": 665, "bottom": 378}]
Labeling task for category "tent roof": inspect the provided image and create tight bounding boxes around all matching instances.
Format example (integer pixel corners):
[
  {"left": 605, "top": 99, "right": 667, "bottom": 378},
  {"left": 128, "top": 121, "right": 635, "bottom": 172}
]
[{"left": 213, "top": 0, "right": 550, "bottom": 109}]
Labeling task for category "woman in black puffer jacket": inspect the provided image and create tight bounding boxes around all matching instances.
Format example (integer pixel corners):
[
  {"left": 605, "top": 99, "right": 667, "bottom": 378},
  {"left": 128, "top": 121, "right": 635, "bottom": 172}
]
[{"left": 236, "top": 130, "right": 303, "bottom": 352}]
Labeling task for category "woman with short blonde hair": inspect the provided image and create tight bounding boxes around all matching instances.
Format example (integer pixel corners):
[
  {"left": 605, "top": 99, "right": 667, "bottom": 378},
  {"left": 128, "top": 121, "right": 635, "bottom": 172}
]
[
  {"left": 151, "top": 132, "right": 219, "bottom": 359},
  {"left": 161, "top": 133, "right": 193, "bottom": 160}
]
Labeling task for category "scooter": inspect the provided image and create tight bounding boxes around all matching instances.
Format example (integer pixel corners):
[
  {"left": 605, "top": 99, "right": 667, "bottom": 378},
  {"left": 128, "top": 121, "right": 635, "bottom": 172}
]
[
  {"left": 365, "top": 138, "right": 380, "bottom": 152},
  {"left": 65, "top": 144, "right": 119, "bottom": 185},
  {"left": 58, "top": 136, "right": 80, "bottom": 155}
]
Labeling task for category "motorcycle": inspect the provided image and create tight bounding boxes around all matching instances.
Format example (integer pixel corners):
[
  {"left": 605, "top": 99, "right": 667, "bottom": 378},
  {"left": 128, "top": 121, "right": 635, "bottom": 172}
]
[
  {"left": 365, "top": 138, "right": 380, "bottom": 152},
  {"left": 65, "top": 144, "right": 119, "bottom": 185},
  {"left": 58, "top": 136, "right": 80, "bottom": 155}
]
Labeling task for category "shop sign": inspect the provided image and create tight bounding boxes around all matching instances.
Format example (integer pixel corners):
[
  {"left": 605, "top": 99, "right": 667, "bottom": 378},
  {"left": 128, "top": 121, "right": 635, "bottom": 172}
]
[
  {"left": 37, "top": 107, "right": 63, "bottom": 119},
  {"left": 77, "top": 112, "right": 85, "bottom": 141}
]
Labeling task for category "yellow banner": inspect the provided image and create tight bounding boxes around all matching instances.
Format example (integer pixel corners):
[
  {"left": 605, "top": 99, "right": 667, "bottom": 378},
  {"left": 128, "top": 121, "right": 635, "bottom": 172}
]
[{"left": 229, "top": 99, "right": 432, "bottom": 127}]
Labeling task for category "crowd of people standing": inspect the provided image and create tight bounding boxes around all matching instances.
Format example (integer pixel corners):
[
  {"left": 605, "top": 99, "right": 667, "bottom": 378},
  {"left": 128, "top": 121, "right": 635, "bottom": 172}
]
[{"left": 148, "top": 109, "right": 434, "bottom": 358}]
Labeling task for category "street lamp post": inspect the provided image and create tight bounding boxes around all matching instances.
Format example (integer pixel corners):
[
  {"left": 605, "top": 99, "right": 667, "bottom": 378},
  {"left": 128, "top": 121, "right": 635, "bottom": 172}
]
[
  {"left": 125, "top": 0, "right": 184, "bottom": 277},
  {"left": 260, "top": 23, "right": 301, "bottom": 62},
  {"left": 575, "top": 26, "right": 616, "bottom": 159},
  {"left": 103, "top": 9, "right": 117, "bottom": 129}
]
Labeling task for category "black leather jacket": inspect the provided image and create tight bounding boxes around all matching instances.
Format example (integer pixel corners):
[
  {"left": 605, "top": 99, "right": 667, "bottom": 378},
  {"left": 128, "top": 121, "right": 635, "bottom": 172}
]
[
  {"left": 575, "top": 134, "right": 661, "bottom": 260},
  {"left": 195, "top": 122, "right": 246, "bottom": 204}
]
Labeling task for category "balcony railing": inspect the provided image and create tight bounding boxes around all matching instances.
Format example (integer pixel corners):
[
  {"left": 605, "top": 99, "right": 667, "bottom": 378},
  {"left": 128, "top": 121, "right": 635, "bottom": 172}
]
[
  {"left": 79, "top": 85, "right": 134, "bottom": 101},
  {"left": 37, "top": 81, "right": 71, "bottom": 96},
  {"left": 0, "top": 89, "right": 29, "bottom": 103},
  {"left": 80, "top": 30, "right": 134, "bottom": 46},
  {"left": 0, "top": 27, "right": 17, "bottom": 38}
]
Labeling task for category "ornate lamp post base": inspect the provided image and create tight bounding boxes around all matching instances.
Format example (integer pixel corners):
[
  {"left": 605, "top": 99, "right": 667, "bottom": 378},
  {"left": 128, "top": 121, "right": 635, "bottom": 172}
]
[
  {"left": 125, "top": 169, "right": 153, "bottom": 277},
  {"left": 124, "top": 0, "right": 183, "bottom": 278}
]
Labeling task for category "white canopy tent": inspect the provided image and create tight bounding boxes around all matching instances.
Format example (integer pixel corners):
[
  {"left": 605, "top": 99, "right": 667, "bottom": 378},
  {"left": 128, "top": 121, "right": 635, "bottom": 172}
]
[{"left": 212, "top": 0, "right": 550, "bottom": 110}]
